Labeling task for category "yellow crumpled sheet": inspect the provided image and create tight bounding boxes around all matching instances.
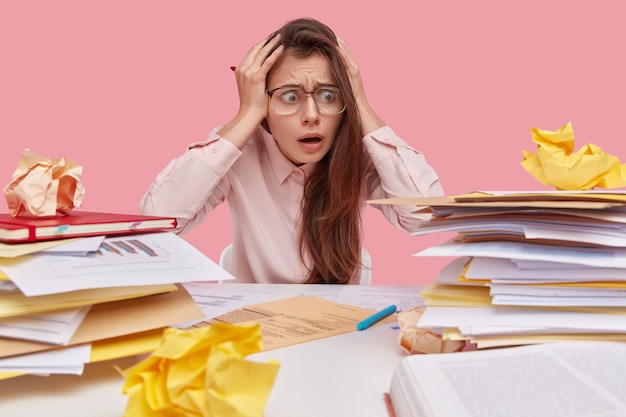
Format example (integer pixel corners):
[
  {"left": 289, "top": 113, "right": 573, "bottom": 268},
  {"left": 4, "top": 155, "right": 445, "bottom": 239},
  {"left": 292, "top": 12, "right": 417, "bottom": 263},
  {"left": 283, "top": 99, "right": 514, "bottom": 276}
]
[
  {"left": 521, "top": 122, "right": 626, "bottom": 190},
  {"left": 118, "top": 322, "right": 280, "bottom": 417},
  {"left": 397, "top": 307, "right": 466, "bottom": 354},
  {"left": 3, "top": 148, "right": 85, "bottom": 217}
]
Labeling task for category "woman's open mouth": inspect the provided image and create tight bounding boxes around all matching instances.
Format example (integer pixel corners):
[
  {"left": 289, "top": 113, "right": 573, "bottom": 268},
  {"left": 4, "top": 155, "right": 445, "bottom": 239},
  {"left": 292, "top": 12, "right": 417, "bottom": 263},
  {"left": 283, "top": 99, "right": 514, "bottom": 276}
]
[{"left": 297, "top": 135, "right": 324, "bottom": 151}]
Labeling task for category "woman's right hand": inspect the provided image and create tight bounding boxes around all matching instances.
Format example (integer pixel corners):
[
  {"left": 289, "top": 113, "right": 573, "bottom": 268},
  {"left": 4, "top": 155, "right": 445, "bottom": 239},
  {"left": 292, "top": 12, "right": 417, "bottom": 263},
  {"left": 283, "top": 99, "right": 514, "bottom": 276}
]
[{"left": 218, "top": 34, "right": 284, "bottom": 149}]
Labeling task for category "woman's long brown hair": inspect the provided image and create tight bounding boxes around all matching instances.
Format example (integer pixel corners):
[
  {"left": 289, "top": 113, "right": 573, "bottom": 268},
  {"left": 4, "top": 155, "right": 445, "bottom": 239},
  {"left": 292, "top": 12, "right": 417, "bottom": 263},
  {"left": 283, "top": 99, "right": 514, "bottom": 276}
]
[{"left": 265, "top": 18, "right": 364, "bottom": 284}]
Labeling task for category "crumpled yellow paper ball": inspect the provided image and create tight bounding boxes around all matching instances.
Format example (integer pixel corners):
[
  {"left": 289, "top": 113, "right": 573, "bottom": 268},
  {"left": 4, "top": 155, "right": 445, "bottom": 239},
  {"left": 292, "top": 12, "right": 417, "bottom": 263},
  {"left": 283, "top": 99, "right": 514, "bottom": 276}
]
[
  {"left": 521, "top": 122, "right": 626, "bottom": 190},
  {"left": 397, "top": 307, "right": 466, "bottom": 354},
  {"left": 119, "top": 322, "right": 280, "bottom": 417},
  {"left": 3, "top": 148, "right": 85, "bottom": 217}
]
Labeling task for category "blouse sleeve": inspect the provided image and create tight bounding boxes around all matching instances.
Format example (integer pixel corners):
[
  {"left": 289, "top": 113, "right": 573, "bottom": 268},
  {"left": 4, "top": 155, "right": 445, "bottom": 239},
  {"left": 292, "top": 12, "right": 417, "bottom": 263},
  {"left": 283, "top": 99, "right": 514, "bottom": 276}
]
[
  {"left": 362, "top": 125, "right": 444, "bottom": 233},
  {"left": 139, "top": 127, "right": 241, "bottom": 234}
]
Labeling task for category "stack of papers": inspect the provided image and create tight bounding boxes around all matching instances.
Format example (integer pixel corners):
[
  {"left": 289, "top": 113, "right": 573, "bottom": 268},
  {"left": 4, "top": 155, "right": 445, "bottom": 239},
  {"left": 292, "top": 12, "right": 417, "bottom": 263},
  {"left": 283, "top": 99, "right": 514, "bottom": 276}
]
[
  {"left": 372, "top": 191, "right": 626, "bottom": 349},
  {"left": 0, "top": 230, "right": 235, "bottom": 378}
]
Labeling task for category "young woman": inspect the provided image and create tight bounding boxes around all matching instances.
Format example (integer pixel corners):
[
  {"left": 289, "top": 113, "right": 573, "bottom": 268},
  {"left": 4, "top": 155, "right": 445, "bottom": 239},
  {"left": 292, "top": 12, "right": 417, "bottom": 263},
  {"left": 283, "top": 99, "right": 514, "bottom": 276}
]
[{"left": 140, "top": 18, "right": 443, "bottom": 284}]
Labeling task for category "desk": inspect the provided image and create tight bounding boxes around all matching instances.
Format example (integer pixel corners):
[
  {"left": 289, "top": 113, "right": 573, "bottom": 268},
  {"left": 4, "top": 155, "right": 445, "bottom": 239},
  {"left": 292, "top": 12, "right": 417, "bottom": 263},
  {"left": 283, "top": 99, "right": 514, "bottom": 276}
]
[
  {"left": 252, "top": 321, "right": 403, "bottom": 417},
  {"left": 0, "top": 284, "right": 408, "bottom": 417}
]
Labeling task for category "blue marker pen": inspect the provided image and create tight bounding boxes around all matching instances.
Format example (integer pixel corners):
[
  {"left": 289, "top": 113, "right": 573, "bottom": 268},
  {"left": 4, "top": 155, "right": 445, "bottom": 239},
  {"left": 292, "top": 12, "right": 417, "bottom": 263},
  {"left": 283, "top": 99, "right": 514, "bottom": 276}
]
[{"left": 356, "top": 304, "right": 397, "bottom": 331}]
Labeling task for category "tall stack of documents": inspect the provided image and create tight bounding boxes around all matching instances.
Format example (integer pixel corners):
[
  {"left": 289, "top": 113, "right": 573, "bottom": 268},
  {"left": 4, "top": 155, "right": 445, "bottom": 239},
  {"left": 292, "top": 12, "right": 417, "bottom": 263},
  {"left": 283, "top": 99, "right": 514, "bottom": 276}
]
[
  {"left": 0, "top": 230, "right": 233, "bottom": 379},
  {"left": 375, "top": 191, "right": 626, "bottom": 349}
]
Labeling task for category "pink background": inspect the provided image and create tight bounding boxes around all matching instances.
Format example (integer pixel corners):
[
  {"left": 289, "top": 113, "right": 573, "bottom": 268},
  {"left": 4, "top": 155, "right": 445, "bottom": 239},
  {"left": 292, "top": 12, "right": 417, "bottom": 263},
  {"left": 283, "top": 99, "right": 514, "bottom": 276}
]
[{"left": 2, "top": 1, "right": 624, "bottom": 285}]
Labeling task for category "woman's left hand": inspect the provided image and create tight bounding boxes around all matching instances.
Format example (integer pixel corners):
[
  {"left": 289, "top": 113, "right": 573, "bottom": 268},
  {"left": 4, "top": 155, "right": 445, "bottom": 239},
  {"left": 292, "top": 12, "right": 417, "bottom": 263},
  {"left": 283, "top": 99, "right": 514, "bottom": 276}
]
[{"left": 337, "top": 38, "right": 385, "bottom": 136}]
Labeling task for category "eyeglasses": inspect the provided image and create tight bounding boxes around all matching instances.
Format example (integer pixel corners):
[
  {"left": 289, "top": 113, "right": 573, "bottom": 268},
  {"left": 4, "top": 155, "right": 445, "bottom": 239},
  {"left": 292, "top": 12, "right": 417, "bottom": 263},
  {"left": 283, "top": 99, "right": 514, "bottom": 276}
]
[{"left": 266, "top": 86, "right": 346, "bottom": 115}]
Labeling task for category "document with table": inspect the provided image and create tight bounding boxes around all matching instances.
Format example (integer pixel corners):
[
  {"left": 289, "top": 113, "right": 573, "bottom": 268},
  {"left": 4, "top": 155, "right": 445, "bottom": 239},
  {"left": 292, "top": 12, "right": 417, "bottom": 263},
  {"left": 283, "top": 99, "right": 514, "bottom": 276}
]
[{"left": 191, "top": 294, "right": 397, "bottom": 350}]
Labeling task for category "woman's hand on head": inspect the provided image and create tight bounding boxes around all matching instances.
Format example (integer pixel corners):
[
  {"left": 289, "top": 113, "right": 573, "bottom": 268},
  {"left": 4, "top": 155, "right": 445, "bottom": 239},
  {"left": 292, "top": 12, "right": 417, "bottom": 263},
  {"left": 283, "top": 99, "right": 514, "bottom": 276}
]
[
  {"left": 234, "top": 34, "right": 283, "bottom": 118},
  {"left": 218, "top": 34, "right": 284, "bottom": 149},
  {"left": 337, "top": 38, "right": 385, "bottom": 136},
  {"left": 337, "top": 38, "right": 367, "bottom": 105}
]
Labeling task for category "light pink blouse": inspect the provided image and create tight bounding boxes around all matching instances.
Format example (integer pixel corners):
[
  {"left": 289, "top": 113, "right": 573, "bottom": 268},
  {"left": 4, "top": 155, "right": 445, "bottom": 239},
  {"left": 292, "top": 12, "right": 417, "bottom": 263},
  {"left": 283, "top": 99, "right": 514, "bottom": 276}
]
[{"left": 140, "top": 125, "right": 443, "bottom": 283}]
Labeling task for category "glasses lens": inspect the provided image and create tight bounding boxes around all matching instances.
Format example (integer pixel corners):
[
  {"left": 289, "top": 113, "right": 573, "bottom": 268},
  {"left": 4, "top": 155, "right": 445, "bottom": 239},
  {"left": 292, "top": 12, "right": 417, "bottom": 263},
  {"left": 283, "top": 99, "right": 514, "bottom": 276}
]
[
  {"left": 314, "top": 88, "right": 344, "bottom": 114},
  {"left": 270, "top": 88, "right": 345, "bottom": 115}
]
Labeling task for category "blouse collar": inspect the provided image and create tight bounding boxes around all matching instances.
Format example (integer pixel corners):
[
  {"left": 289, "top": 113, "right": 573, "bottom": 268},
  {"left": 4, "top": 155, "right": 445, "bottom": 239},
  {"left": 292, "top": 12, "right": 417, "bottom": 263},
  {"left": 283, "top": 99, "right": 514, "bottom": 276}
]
[{"left": 262, "top": 128, "right": 317, "bottom": 184}]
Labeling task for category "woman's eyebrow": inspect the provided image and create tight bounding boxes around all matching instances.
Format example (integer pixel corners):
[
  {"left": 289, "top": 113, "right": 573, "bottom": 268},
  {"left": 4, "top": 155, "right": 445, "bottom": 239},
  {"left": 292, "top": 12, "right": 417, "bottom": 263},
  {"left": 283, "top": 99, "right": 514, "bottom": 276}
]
[{"left": 272, "top": 81, "right": 338, "bottom": 90}]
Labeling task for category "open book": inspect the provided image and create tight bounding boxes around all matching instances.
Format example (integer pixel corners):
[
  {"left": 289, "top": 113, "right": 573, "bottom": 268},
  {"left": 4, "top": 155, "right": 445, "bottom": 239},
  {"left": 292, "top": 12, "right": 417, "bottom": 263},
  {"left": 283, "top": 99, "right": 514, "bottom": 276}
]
[{"left": 388, "top": 342, "right": 626, "bottom": 417}]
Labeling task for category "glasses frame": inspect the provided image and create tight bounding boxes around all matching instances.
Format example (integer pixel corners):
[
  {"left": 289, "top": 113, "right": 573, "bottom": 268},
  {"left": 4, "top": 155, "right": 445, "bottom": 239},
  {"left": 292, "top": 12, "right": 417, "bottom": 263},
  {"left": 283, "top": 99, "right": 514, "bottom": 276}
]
[{"left": 266, "top": 86, "right": 346, "bottom": 115}]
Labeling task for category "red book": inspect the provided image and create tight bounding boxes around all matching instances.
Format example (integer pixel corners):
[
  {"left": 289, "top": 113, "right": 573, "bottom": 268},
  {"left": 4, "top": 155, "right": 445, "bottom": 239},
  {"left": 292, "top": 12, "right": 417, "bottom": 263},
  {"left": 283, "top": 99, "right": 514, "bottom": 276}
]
[{"left": 0, "top": 211, "right": 177, "bottom": 243}]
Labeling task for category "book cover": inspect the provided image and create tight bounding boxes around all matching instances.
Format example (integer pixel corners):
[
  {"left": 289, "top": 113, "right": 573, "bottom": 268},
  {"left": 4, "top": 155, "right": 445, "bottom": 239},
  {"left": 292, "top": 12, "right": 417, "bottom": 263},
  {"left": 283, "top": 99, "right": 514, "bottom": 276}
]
[{"left": 0, "top": 211, "right": 177, "bottom": 243}]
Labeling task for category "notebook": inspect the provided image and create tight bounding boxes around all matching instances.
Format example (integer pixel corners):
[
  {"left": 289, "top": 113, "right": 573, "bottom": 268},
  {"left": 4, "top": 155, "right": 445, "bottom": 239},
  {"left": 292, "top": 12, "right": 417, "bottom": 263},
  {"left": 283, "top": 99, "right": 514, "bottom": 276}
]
[{"left": 0, "top": 211, "right": 177, "bottom": 243}]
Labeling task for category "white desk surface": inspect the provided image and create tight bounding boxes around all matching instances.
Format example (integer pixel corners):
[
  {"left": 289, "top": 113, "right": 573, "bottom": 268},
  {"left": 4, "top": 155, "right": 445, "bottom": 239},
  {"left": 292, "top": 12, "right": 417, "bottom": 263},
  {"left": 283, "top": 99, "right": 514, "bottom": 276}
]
[{"left": 0, "top": 284, "right": 408, "bottom": 417}]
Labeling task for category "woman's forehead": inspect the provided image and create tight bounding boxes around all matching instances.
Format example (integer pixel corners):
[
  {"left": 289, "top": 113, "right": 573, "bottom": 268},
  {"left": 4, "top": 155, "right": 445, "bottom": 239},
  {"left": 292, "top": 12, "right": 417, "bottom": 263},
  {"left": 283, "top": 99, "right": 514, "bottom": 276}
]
[{"left": 268, "top": 53, "right": 334, "bottom": 87}]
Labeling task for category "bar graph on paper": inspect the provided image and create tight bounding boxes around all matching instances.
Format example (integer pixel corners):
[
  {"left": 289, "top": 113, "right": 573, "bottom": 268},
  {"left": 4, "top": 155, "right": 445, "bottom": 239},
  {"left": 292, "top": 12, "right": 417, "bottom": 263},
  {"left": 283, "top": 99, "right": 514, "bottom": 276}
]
[
  {"left": 99, "top": 239, "right": 159, "bottom": 257},
  {"left": 28, "top": 234, "right": 182, "bottom": 273},
  {"left": 0, "top": 232, "right": 231, "bottom": 297}
]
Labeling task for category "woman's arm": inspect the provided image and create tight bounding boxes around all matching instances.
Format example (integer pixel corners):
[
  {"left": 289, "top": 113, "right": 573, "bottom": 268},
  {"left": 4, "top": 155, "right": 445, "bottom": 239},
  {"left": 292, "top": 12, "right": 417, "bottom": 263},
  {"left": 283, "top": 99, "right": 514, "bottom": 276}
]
[
  {"left": 336, "top": 38, "right": 443, "bottom": 231},
  {"left": 140, "top": 131, "right": 241, "bottom": 233},
  {"left": 141, "top": 34, "right": 284, "bottom": 233},
  {"left": 363, "top": 126, "right": 444, "bottom": 233}
]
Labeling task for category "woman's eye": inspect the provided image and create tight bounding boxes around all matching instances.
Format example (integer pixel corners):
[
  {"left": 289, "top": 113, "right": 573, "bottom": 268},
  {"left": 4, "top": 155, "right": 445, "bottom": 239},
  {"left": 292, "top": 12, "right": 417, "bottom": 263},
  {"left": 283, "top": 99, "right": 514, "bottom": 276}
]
[
  {"left": 318, "top": 90, "right": 337, "bottom": 103},
  {"left": 280, "top": 91, "right": 301, "bottom": 103}
]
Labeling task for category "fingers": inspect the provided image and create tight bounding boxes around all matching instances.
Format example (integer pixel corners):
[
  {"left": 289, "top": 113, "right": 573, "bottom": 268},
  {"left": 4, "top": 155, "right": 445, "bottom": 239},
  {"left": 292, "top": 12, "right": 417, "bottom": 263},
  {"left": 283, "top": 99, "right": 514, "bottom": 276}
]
[
  {"left": 236, "top": 33, "right": 283, "bottom": 81},
  {"left": 259, "top": 34, "right": 284, "bottom": 73},
  {"left": 337, "top": 38, "right": 359, "bottom": 74},
  {"left": 230, "top": 33, "right": 284, "bottom": 122}
]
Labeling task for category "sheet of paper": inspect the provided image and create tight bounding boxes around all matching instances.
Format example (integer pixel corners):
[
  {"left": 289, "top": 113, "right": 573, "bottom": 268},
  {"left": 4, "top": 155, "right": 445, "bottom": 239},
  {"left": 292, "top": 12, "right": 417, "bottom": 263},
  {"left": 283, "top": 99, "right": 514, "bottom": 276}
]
[
  {"left": 523, "top": 224, "right": 626, "bottom": 247},
  {"left": 491, "top": 294, "right": 626, "bottom": 307},
  {"left": 0, "top": 344, "right": 91, "bottom": 375},
  {"left": 477, "top": 190, "right": 626, "bottom": 196},
  {"left": 490, "top": 284, "right": 626, "bottom": 297},
  {"left": 466, "top": 256, "right": 626, "bottom": 282},
  {"left": 295, "top": 285, "right": 344, "bottom": 302},
  {"left": 459, "top": 325, "right": 572, "bottom": 337},
  {"left": 0, "top": 232, "right": 234, "bottom": 296},
  {"left": 469, "top": 333, "right": 626, "bottom": 349},
  {"left": 0, "top": 280, "right": 17, "bottom": 292},
  {"left": 89, "top": 328, "right": 165, "bottom": 363},
  {"left": 40, "top": 235, "right": 105, "bottom": 255},
  {"left": 418, "top": 306, "right": 626, "bottom": 332},
  {"left": 0, "top": 283, "right": 177, "bottom": 318},
  {"left": 178, "top": 282, "right": 278, "bottom": 327},
  {"left": 0, "top": 305, "right": 91, "bottom": 345},
  {"left": 334, "top": 285, "right": 425, "bottom": 312},
  {"left": 189, "top": 295, "right": 397, "bottom": 351},
  {"left": 415, "top": 238, "right": 626, "bottom": 269},
  {"left": 0, "top": 238, "right": 82, "bottom": 258}
]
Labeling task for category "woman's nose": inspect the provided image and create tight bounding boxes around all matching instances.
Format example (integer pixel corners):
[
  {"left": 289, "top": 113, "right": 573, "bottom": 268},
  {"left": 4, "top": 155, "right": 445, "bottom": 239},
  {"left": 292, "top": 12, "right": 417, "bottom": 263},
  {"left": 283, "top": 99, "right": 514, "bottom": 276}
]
[{"left": 301, "top": 95, "right": 321, "bottom": 124}]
